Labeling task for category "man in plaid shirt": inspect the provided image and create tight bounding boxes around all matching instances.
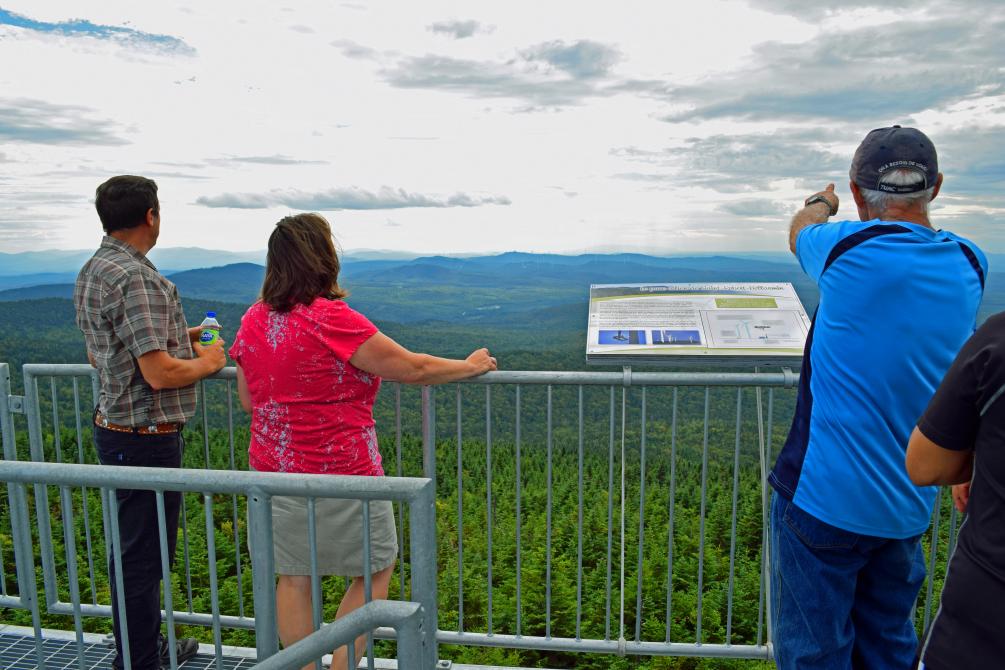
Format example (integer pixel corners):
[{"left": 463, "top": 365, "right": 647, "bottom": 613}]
[{"left": 74, "top": 175, "right": 226, "bottom": 670}]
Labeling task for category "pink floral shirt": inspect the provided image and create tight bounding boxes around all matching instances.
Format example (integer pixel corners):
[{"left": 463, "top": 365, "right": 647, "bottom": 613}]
[{"left": 229, "top": 298, "right": 383, "bottom": 476}]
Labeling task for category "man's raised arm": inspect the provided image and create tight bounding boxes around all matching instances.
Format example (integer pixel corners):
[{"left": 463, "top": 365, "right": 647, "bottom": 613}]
[{"left": 789, "top": 183, "right": 839, "bottom": 253}]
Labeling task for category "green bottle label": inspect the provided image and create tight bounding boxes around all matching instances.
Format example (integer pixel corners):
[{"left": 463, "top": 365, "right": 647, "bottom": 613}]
[{"left": 199, "top": 329, "right": 219, "bottom": 346}]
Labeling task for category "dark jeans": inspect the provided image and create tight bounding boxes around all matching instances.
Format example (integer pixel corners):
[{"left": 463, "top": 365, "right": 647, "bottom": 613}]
[
  {"left": 770, "top": 494, "right": 926, "bottom": 670},
  {"left": 94, "top": 425, "right": 184, "bottom": 670}
]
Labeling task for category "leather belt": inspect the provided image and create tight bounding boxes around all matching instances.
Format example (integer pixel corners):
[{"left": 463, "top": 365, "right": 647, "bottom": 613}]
[{"left": 94, "top": 411, "right": 181, "bottom": 435}]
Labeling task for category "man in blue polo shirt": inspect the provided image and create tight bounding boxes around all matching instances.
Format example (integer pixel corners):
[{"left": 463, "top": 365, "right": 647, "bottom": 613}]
[{"left": 768, "top": 126, "right": 986, "bottom": 669}]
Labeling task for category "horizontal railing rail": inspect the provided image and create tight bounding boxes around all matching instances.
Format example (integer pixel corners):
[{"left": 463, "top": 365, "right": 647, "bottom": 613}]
[
  {"left": 250, "top": 600, "right": 425, "bottom": 670},
  {"left": 1, "top": 362, "right": 962, "bottom": 668},
  {"left": 0, "top": 455, "right": 437, "bottom": 669}
]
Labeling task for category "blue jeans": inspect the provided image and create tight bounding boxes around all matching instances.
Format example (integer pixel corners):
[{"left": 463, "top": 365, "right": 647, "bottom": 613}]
[{"left": 770, "top": 494, "right": 926, "bottom": 670}]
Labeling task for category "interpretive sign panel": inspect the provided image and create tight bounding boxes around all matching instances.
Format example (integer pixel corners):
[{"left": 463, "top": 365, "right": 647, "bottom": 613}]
[{"left": 586, "top": 282, "right": 811, "bottom": 366}]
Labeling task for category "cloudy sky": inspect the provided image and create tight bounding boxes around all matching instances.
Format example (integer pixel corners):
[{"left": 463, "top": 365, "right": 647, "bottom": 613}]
[{"left": 1, "top": 1, "right": 1003, "bottom": 256}]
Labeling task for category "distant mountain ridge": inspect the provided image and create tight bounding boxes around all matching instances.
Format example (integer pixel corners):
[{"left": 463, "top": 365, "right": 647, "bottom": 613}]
[
  {"left": 0, "top": 252, "right": 808, "bottom": 308},
  {"left": 0, "top": 246, "right": 267, "bottom": 276},
  {"left": 3, "top": 251, "right": 1002, "bottom": 328}
]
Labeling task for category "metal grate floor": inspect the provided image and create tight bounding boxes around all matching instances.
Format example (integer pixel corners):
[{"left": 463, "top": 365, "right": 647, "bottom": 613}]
[
  {"left": 0, "top": 629, "right": 258, "bottom": 670},
  {"left": 0, "top": 626, "right": 547, "bottom": 670}
]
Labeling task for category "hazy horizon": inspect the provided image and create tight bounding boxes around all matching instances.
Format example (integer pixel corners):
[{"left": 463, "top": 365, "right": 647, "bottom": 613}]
[{"left": 2, "top": 2, "right": 1003, "bottom": 255}]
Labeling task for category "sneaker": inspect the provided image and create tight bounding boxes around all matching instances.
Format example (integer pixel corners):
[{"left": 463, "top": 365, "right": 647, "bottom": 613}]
[{"left": 158, "top": 635, "right": 200, "bottom": 668}]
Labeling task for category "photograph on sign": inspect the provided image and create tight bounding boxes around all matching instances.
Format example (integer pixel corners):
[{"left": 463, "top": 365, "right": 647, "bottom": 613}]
[{"left": 586, "top": 283, "right": 811, "bottom": 365}]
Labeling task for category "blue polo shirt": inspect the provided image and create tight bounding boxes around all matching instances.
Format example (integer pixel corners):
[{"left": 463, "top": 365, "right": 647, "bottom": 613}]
[{"left": 769, "top": 219, "right": 986, "bottom": 539}]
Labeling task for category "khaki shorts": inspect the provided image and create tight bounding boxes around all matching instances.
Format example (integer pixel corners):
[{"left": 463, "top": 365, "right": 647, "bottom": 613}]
[{"left": 249, "top": 492, "right": 399, "bottom": 577}]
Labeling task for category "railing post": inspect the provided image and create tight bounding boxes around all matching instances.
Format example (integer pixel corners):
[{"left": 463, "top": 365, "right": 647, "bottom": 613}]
[
  {"left": 755, "top": 380, "right": 775, "bottom": 659},
  {"left": 421, "top": 386, "right": 436, "bottom": 481},
  {"left": 1, "top": 363, "right": 14, "bottom": 461},
  {"left": 248, "top": 489, "right": 279, "bottom": 661},
  {"left": 23, "top": 366, "right": 61, "bottom": 614},
  {"left": 3, "top": 364, "right": 47, "bottom": 665},
  {"left": 409, "top": 478, "right": 439, "bottom": 668}
]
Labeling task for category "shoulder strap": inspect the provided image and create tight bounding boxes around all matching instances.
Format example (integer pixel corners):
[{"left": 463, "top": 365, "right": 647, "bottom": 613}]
[
  {"left": 820, "top": 224, "right": 986, "bottom": 289},
  {"left": 820, "top": 224, "right": 911, "bottom": 277},
  {"left": 956, "top": 241, "right": 985, "bottom": 290}
]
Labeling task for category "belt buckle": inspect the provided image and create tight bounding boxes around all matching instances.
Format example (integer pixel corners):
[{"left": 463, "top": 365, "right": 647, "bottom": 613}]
[{"left": 148, "top": 424, "right": 159, "bottom": 434}]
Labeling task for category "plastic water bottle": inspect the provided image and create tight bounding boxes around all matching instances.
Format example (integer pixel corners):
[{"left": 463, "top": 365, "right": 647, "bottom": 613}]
[{"left": 199, "top": 312, "right": 221, "bottom": 346}]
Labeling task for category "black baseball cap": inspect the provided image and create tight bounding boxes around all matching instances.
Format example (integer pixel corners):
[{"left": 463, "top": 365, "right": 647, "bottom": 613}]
[{"left": 850, "top": 125, "right": 938, "bottom": 193}]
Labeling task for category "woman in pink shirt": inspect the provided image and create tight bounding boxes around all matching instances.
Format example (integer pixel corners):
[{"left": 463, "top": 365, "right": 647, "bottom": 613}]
[{"left": 230, "top": 213, "right": 496, "bottom": 669}]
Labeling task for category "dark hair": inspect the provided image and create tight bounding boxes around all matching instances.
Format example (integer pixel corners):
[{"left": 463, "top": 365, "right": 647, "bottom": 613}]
[
  {"left": 94, "top": 176, "right": 159, "bottom": 233},
  {"left": 261, "top": 213, "right": 349, "bottom": 312}
]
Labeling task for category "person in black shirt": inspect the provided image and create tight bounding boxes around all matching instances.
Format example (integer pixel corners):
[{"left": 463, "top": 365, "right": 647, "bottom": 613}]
[{"left": 905, "top": 311, "right": 1005, "bottom": 670}]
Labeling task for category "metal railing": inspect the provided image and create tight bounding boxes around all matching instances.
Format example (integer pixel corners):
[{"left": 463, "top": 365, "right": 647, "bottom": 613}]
[
  {"left": 1, "top": 361, "right": 437, "bottom": 670},
  {"left": 252, "top": 600, "right": 426, "bottom": 670},
  {"left": 1, "top": 362, "right": 962, "bottom": 667}
]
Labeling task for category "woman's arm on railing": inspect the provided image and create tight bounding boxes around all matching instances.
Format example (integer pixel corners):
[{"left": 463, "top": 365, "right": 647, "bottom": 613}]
[{"left": 350, "top": 332, "right": 496, "bottom": 385}]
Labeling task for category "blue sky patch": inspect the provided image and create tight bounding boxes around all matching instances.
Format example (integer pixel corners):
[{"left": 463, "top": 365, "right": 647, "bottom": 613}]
[{"left": 0, "top": 7, "right": 194, "bottom": 54}]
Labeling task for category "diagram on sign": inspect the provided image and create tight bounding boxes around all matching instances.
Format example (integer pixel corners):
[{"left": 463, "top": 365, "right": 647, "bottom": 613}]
[{"left": 705, "top": 311, "right": 805, "bottom": 347}]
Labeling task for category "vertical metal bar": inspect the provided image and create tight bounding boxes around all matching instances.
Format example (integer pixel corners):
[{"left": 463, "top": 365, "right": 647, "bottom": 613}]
[
  {"left": 49, "top": 372, "right": 71, "bottom": 654},
  {"left": 50, "top": 377, "right": 63, "bottom": 463},
  {"left": 409, "top": 480, "right": 439, "bottom": 668},
  {"left": 25, "top": 370, "right": 59, "bottom": 610},
  {"left": 180, "top": 495, "right": 194, "bottom": 612},
  {"left": 201, "top": 381, "right": 211, "bottom": 466},
  {"left": 101, "top": 474, "right": 114, "bottom": 597},
  {"left": 2, "top": 365, "right": 44, "bottom": 666},
  {"left": 72, "top": 377, "right": 99, "bottom": 606},
  {"left": 634, "top": 387, "right": 647, "bottom": 643},
  {"left": 665, "top": 387, "right": 678, "bottom": 643},
  {"left": 73, "top": 378, "right": 84, "bottom": 462},
  {"left": 395, "top": 384, "right": 405, "bottom": 599},
  {"left": 923, "top": 487, "right": 943, "bottom": 631},
  {"left": 156, "top": 492, "right": 178, "bottom": 670},
  {"left": 946, "top": 505, "right": 959, "bottom": 579},
  {"left": 363, "top": 501, "right": 374, "bottom": 670},
  {"left": 605, "top": 386, "right": 615, "bottom": 641},
  {"left": 515, "top": 384, "right": 523, "bottom": 637},
  {"left": 756, "top": 381, "right": 772, "bottom": 649},
  {"left": 226, "top": 380, "right": 245, "bottom": 619},
  {"left": 249, "top": 490, "right": 279, "bottom": 660},
  {"left": 203, "top": 494, "right": 224, "bottom": 669},
  {"left": 0, "top": 496, "right": 6, "bottom": 596},
  {"left": 107, "top": 489, "right": 133, "bottom": 670},
  {"left": 767, "top": 388, "right": 776, "bottom": 458},
  {"left": 90, "top": 369, "right": 100, "bottom": 415},
  {"left": 395, "top": 607, "right": 424, "bottom": 670},
  {"left": 13, "top": 479, "right": 47, "bottom": 669},
  {"left": 485, "top": 384, "right": 494, "bottom": 635},
  {"left": 2, "top": 363, "right": 16, "bottom": 460},
  {"left": 696, "top": 387, "right": 710, "bottom": 644},
  {"left": 619, "top": 384, "right": 627, "bottom": 647},
  {"left": 59, "top": 484, "right": 87, "bottom": 670},
  {"left": 575, "top": 384, "right": 584, "bottom": 640},
  {"left": 545, "top": 384, "right": 553, "bottom": 639},
  {"left": 1, "top": 364, "right": 15, "bottom": 603},
  {"left": 456, "top": 385, "right": 464, "bottom": 633},
  {"left": 726, "top": 388, "right": 743, "bottom": 644},
  {"left": 307, "top": 497, "right": 322, "bottom": 670},
  {"left": 418, "top": 384, "right": 439, "bottom": 665},
  {"left": 421, "top": 386, "right": 436, "bottom": 481}
]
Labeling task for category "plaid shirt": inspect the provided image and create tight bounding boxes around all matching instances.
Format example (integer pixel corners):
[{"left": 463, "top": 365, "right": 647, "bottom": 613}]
[{"left": 74, "top": 236, "right": 197, "bottom": 426}]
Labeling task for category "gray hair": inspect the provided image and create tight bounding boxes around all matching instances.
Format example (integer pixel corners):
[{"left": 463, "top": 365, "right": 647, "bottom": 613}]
[{"left": 859, "top": 168, "right": 935, "bottom": 214}]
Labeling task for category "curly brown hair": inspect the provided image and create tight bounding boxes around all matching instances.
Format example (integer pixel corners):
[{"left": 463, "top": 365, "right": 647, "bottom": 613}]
[{"left": 261, "top": 213, "right": 348, "bottom": 312}]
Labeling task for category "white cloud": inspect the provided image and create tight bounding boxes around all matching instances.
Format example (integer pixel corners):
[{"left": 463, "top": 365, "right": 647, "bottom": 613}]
[
  {"left": 196, "top": 186, "right": 511, "bottom": 210},
  {"left": 0, "top": 0, "right": 1001, "bottom": 255}
]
